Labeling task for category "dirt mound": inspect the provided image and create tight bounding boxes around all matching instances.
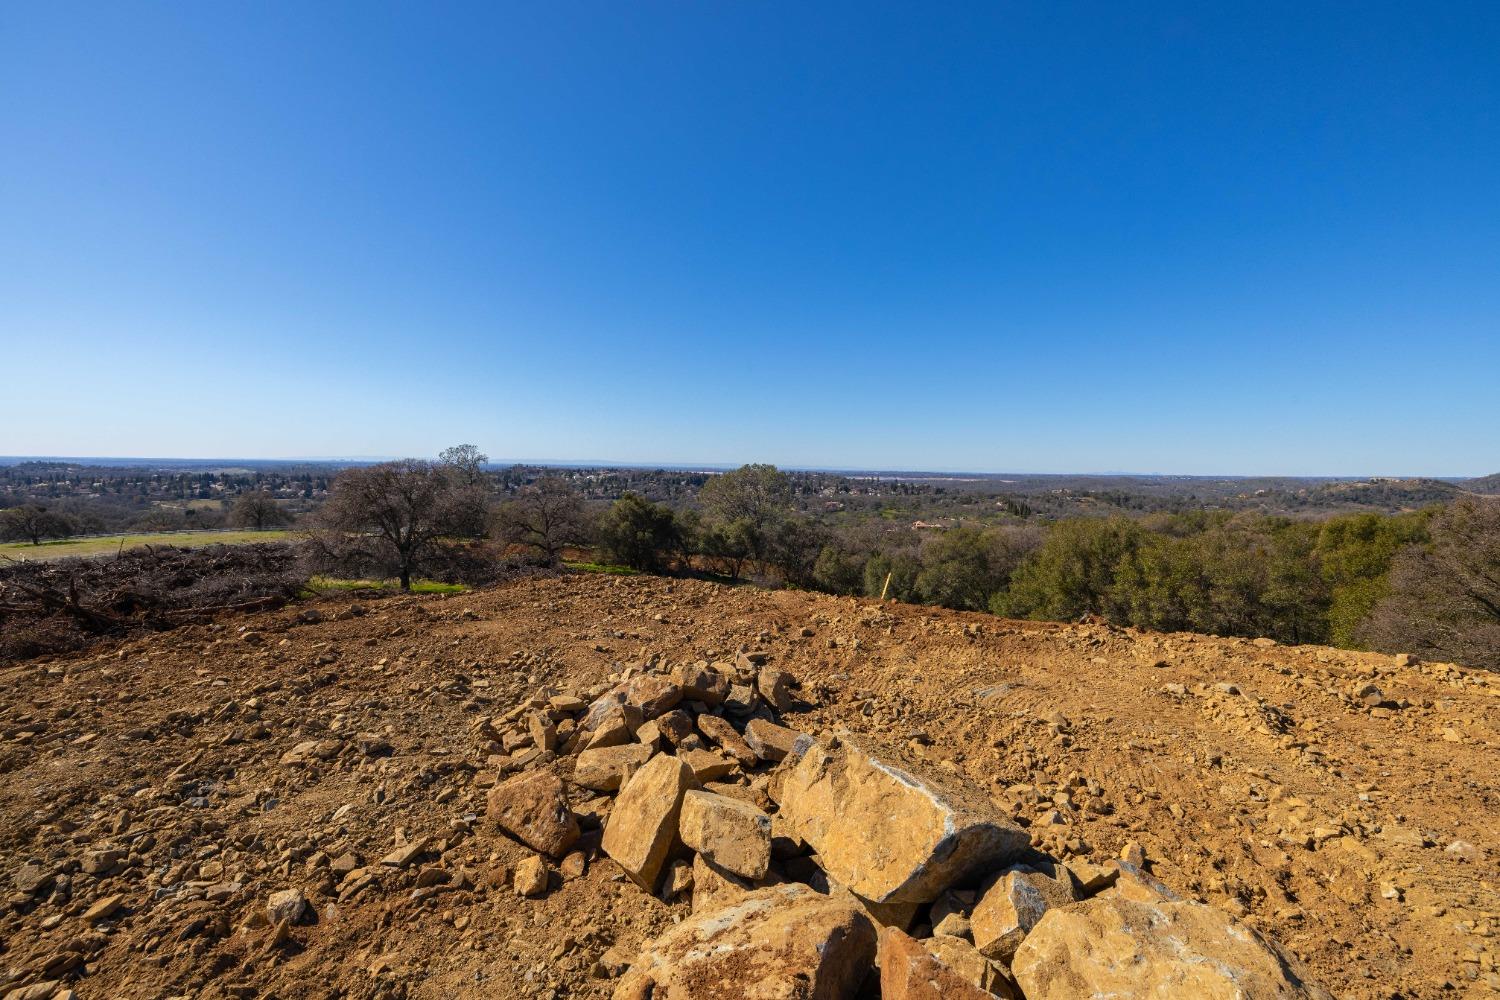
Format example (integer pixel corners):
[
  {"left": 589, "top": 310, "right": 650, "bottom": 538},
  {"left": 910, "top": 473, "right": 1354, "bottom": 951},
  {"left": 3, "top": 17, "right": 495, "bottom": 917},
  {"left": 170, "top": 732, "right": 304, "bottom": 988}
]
[{"left": 0, "top": 574, "right": 1495, "bottom": 999}]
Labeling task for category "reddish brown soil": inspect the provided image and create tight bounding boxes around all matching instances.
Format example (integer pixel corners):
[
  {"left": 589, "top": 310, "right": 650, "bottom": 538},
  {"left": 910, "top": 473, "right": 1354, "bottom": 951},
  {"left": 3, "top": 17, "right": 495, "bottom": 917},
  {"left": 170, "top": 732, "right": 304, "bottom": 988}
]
[{"left": 1, "top": 574, "right": 1495, "bottom": 999}]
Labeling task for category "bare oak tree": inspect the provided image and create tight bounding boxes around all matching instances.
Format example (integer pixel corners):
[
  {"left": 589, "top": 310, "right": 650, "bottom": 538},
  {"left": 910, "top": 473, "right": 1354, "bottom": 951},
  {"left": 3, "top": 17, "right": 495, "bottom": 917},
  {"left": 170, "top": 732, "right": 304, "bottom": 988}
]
[
  {"left": 438, "top": 444, "right": 489, "bottom": 487},
  {"left": 316, "top": 460, "right": 476, "bottom": 590},
  {"left": 495, "top": 476, "right": 588, "bottom": 564},
  {"left": 0, "top": 505, "right": 75, "bottom": 545},
  {"left": 231, "top": 490, "right": 292, "bottom": 531}
]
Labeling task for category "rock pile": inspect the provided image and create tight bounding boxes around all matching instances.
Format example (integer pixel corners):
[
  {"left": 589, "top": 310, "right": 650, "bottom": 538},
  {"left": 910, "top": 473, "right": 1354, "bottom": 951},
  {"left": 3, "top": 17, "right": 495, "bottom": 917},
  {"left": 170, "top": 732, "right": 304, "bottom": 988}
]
[{"left": 474, "top": 649, "right": 1333, "bottom": 1000}]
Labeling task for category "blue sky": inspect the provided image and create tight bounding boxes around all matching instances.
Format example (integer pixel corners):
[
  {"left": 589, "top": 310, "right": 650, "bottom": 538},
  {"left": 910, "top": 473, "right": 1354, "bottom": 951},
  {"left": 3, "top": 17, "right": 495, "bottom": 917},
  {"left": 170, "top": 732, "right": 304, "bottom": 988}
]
[{"left": 2, "top": 3, "right": 1497, "bottom": 475}]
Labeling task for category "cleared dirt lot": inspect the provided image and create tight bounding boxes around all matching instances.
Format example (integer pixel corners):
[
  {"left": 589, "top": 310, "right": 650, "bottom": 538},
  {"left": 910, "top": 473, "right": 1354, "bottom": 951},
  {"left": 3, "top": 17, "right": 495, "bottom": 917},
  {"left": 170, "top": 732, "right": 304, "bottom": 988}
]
[{"left": 1, "top": 573, "right": 1495, "bottom": 998}]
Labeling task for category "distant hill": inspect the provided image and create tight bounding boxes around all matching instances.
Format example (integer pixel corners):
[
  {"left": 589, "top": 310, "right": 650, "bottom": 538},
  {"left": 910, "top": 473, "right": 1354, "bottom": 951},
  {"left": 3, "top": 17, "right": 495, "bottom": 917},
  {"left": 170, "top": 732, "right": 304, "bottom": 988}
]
[
  {"left": 1306, "top": 477, "right": 1466, "bottom": 509},
  {"left": 1466, "top": 473, "right": 1500, "bottom": 494}
]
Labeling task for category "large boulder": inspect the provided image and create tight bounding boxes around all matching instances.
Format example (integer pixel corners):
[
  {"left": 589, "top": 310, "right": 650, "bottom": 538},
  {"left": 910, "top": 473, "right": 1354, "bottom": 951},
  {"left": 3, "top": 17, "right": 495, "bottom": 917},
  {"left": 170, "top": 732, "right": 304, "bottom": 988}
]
[
  {"left": 602, "top": 754, "right": 696, "bottom": 892},
  {"left": 1011, "top": 893, "right": 1334, "bottom": 1000},
  {"left": 743, "top": 718, "right": 814, "bottom": 762},
  {"left": 690, "top": 853, "right": 753, "bottom": 914},
  {"left": 673, "top": 662, "right": 730, "bottom": 705},
  {"left": 878, "top": 927, "right": 1013, "bottom": 1000},
  {"left": 678, "top": 790, "right": 772, "bottom": 880},
  {"left": 574, "top": 743, "right": 656, "bottom": 792},
  {"left": 485, "top": 770, "right": 580, "bottom": 858},
  {"left": 617, "top": 883, "right": 877, "bottom": 999},
  {"left": 625, "top": 675, "right": 684, "bottom": 719},
  {"left": 971, "top": 866, "right": 1079, "bottom": 961},
  {"left": 581, "top": 703, "right": 644, "bottom": 752},
  {"left": 696, "top": 714, "right": 758, "bottom": 768},
  {"left": 777, "top": 735, "right": 1028, "bottom": 903},
  {"left": 923, "top": 935, "right": 1019, "bottom": 998}
]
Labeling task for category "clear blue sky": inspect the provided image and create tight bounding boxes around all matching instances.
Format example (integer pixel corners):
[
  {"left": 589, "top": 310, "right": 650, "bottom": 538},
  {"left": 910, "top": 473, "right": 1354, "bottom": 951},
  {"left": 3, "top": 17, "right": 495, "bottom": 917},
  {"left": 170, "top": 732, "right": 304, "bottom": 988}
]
[{"left": 3, "top": 3, "right": 1497, "bottom": 475}]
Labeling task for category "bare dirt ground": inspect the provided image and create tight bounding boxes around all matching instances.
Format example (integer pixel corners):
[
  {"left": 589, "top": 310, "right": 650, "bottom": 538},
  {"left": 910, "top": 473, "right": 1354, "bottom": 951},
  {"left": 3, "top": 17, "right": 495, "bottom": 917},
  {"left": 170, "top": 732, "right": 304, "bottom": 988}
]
[{"left": 1, "top": 573, "right": 1496, "bottom": 999}]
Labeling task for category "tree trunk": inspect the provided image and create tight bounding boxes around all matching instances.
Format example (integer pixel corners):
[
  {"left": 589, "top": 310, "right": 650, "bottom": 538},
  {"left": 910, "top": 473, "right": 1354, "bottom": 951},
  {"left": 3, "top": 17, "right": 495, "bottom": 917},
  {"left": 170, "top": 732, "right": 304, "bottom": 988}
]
[{"left": 399, "top": 567, "right": 412, "bottom": 591}]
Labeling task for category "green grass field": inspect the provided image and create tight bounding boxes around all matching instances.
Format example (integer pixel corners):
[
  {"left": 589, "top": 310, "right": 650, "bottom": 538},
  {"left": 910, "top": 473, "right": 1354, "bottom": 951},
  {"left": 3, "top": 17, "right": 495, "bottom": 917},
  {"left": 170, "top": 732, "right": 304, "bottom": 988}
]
[
  {"left": 304, "top": 575, "right": 467, "bottom": 595},
  {"left": 0, "top": 529, "right": 295, "bottom": 562},
  {"left": 564, "top": 560, "right": 640, "bottom": 575}
]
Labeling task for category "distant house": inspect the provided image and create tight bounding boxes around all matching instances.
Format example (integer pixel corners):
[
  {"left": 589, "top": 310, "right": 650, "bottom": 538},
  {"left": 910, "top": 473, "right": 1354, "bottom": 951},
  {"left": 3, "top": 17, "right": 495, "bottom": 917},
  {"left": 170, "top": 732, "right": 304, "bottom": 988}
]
[{"left": 911, "top": 520, "right": 948, "bottom": 531}]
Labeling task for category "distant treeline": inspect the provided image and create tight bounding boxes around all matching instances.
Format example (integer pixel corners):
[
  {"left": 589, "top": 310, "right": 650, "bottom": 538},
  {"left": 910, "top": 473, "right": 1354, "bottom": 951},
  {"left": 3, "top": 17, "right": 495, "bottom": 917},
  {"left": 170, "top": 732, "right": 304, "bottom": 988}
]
[
  {"left": 8, "top": 454, "right": 1497, "bottom": 670},
  {"left": 588, "top": 465, "right": 1500, "bottom": 671}
]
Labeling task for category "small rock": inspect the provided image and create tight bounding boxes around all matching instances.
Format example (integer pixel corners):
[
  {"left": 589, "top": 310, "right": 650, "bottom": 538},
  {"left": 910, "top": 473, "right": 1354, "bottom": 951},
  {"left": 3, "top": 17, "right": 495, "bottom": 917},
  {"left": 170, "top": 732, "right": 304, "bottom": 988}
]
[
  {"left": 514, "top": 855, "right": 548, "bottom": 898},
  {"left": 662, "top": 858, "right": 694, "bottom": 901},
  {"left": 80, "top": 849, "right": 123, "bottom": 875},
  {"left": 266, "top": 888, "right": 307, "bottom": 925},
  {"left": 380, "top": 836, "right": 430, "bottom": 869},
  {"left": 559, "top": 851, "right": 587, "bottom": 880},
  {"left": 83, "top": 893, "right": 125, "bottom": 922}
]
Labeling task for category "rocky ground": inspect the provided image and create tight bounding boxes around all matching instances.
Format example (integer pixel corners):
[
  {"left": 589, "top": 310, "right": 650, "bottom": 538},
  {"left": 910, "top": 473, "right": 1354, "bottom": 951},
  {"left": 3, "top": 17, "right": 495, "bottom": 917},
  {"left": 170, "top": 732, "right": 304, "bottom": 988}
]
[{"left": 0, "top": 573, "right": 1496, "bottom": 999}]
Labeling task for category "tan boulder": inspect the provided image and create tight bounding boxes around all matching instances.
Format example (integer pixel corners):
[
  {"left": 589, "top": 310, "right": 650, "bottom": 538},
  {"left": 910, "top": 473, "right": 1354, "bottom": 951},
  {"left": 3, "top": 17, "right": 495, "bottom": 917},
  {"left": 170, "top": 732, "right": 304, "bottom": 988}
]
[
  {"left": 678, "top": 790, "right": 772, "bottom": 880},
  {"left": 486, "top": 770, "right": 580, "bottom": 858},
  {"left": 744, "top": 718, "right": 814, "bottom": 762},
  {"left": 756, "top": 668, "right": 795, "bottom": 713},
  {"left": 655, "top": 709, "right": 696, "bottom": 745},
  {"left": 690, "top": 853, "right": 754, "bottom": 913},
  {"left": 625, "top": 675, "right": 684, "bottom": 719},
  {"left": 574, "top": 743, "right": 656, "bottom": 792},
  {"left": 971, "top": 866, "right": 1079, "bottom": 961},
  {"left": 878, "top": 926, "right": 1002, "bottom": 1000},
  {"left": 924, "top": 935, "right": 1017, "bottom": 996},
  {"left": 1063, "top": 857, "right": 1118, "bottom": 894},
  {"left": 778, "top": 735, "right": 1028, "bottom": 903},
  {"left": 578, "top": 687, "right": 630, "bottom": 732},
  {"left": 621, "top": 883, "right": 876, "bottom": 999},
  {"left": 634, "top": 718, "right": 663, "bottom": 748},
  {"left": 673, "top": 662, "right": 730, "bottom": 705},
  {"left": 602, "top": 754, "right": 696, "bottom": 891},
  {"left": 582, "top": 703, "right": 644, "bottom": 752},
  {"left": 1012, "top": 893, "right": 1334, "bottom": 1000},
  {"left": 679, "top": 748, "right": 738, "bottom": 783},
  {"left": 696, "top": 714, "right": 758, "bottom": 768},
  {"left": 723, "top": 683, "right": 759, "bottom": 716},
  {"left": 549, "top": 693, "right": 587, "bottom": 714},
  {"left": 527, "top": 711, "right": 558, "bottom": 753}
]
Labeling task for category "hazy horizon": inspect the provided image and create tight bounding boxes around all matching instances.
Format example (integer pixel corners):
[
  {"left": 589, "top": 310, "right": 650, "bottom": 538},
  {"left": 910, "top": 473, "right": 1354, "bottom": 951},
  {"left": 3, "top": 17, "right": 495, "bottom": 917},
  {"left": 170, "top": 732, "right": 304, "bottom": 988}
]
[{"left": 0, "top": 453, "right": 1491, "bottom": 481}]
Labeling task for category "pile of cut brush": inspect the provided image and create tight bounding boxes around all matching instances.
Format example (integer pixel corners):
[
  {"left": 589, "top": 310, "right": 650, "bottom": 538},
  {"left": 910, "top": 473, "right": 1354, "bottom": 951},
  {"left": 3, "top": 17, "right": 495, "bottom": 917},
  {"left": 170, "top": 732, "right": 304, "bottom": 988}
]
[{"left": 0, "top": 543, "right": 306, "bottom": 663}]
